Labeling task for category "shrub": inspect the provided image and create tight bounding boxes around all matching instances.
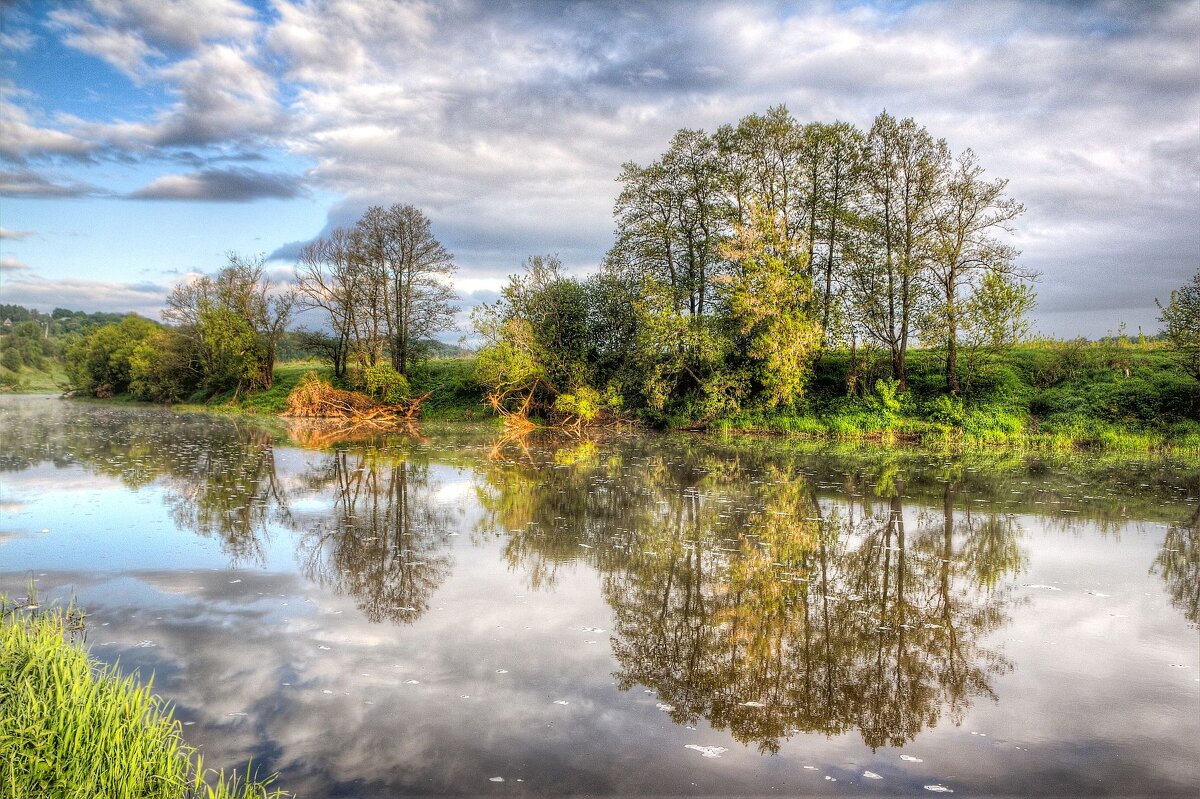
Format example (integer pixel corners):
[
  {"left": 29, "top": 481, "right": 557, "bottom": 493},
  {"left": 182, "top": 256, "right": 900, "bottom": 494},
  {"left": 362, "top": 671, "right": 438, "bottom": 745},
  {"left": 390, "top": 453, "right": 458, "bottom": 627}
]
[{"left": 362, "top": 363, "right": 410, "bottom": 404}]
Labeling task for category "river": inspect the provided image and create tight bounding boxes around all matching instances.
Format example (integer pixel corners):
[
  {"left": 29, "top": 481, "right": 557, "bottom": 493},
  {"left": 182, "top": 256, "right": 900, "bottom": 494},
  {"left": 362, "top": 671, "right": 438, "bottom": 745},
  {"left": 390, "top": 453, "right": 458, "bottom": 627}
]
[{"left": 1, "top": 395, "right": 1197, "bottom": 796}]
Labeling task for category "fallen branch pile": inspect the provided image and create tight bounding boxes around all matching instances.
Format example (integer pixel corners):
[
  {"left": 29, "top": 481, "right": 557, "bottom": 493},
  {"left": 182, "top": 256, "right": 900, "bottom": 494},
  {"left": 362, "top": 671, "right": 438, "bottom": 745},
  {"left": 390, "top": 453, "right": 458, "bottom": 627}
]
[{"left": 284, "top": 372, "right": 432, "bottom": 421}]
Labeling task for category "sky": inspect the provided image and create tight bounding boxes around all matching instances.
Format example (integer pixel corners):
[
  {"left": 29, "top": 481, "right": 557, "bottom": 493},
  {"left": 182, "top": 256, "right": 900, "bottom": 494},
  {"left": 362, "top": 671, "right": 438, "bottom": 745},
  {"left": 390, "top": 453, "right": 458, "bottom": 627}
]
[{"left": 0, "top": 0, "right": 1197, "bottom": 340}]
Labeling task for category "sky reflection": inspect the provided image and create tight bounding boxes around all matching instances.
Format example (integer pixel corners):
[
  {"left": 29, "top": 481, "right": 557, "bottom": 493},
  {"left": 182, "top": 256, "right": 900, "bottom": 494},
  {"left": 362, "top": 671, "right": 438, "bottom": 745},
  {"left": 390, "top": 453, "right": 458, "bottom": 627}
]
[{"left": 1, "top": 397, "right": 1197, "bottom": 796}]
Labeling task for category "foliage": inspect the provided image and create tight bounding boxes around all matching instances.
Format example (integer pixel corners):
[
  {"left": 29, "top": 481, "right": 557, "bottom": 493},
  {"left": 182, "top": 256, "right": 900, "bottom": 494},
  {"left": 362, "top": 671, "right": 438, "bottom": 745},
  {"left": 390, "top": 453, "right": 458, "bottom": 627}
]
[
  {"left": 719, "top": 205, "right": 822, "bottom": 407},
  {"left": 1157, "top": 267, "right": 1200, "bottom": 379},
  {"left": 65, "top": 315, "right": 159, "bottom": 397},
  {"left": 0, "top": 600, "right": 286, "bottom": 799},
  {"left": 361, "top": 362, "right": 411, "bottom": 404},
  {"left": 164, "top": 254, "right": 295, "bottom": 395}
]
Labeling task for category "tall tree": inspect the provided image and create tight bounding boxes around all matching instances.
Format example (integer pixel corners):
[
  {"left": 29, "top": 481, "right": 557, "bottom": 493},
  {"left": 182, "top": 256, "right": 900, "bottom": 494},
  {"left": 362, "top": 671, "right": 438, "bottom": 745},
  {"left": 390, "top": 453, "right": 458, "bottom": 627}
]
[
  {"left": 355, "top": 204, "right": 457, "bottom": 376},
  {"left": 847, "top": 112, "right": 945, "bottom": 391},
  {"left": 295, "top": 227, "right": 365, "bottom": 377},
  {"left": 925, "top": 148, "right": 1027, "bottom": 393}
]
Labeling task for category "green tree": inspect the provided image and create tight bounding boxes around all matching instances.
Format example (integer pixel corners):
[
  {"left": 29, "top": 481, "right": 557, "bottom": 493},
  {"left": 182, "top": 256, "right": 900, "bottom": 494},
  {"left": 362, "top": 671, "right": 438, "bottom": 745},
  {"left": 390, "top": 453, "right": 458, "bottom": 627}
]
[
  {"left": 65, "top": 315, "right": 158, "bottom": 396},
  {"left": 718, "top": 206, "right": 822, "bottom": 407},
  {"left": 1157, "top": 268, "right": 1200, "bottom": 380},
  {"left": 164, "top": 254, "right": 294, "bottom": 394},
  {"left": 925, "top": 148, "right": 1028, "bottom": 393},
  {"left": 846, "top": 112, "right": 945, "bottom": 392},
  {"left": 473, "top": 255, "right": 596, "bottom": 420}
]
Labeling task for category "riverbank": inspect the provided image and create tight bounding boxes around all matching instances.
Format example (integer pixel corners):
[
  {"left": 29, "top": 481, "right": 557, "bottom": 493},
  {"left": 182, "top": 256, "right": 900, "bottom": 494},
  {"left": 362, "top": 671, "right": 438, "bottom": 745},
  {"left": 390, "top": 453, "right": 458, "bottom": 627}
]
[
  {"left": 26, "top": 342, "right": 1200, "bottom": 454},
  {"left": 0, "top": 597, "right": 286, "bottom": 799}
]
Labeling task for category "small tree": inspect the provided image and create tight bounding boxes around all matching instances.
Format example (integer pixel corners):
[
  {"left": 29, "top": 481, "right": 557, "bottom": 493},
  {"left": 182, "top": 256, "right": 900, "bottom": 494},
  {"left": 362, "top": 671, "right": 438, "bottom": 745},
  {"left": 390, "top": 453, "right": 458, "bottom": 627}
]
[{"left": 1158, "top": 268, "right": 1200, "bottom": 380}]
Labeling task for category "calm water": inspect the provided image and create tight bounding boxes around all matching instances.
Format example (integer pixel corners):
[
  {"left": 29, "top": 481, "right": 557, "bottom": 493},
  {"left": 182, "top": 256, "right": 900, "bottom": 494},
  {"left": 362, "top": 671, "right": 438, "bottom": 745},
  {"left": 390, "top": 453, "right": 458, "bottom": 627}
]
[{"left": 1, "top": 395, "right": 1197, "bottom": 797}]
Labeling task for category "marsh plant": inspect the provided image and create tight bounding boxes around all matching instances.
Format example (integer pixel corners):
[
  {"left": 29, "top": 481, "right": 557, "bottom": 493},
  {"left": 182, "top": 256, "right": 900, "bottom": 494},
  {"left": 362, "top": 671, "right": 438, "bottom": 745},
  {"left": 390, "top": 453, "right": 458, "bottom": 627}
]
[{"left": 0, "top": 598, "right": 287, "bottom": 799}]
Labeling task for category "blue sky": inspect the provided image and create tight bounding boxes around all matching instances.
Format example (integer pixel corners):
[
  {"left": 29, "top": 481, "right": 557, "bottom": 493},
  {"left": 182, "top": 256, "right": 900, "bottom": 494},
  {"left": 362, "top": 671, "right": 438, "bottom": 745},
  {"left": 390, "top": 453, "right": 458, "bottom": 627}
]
[{"left": 1, "top": 0, "right": 1197, "bottom": 338}]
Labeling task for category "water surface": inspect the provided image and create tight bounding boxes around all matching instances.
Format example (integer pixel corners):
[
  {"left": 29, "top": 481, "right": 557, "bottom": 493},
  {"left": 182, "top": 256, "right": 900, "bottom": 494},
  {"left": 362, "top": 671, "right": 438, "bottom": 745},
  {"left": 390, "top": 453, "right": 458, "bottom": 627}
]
[{"left": 1, "top": 396, "right": 1197, "bottom": 796}]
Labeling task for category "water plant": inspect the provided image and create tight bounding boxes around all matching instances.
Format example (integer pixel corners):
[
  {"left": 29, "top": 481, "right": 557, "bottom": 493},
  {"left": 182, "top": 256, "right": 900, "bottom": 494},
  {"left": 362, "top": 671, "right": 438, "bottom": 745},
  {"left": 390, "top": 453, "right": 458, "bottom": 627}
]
[{"left": 0, "top": 598, "right": 287, "bottom": 799}]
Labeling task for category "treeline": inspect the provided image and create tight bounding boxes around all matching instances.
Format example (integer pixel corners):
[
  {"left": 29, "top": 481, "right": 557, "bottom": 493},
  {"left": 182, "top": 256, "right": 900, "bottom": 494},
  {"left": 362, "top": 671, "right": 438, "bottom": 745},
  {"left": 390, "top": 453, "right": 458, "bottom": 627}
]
[
  {"left": 52, "top": 105, "right": 1199, "bottom": 433},
  {"left": 0, "top": 305, "right": 134, "bottom": 377},
  {"left": 476, "top": 107, "right": 1034, "bottom": 425}
]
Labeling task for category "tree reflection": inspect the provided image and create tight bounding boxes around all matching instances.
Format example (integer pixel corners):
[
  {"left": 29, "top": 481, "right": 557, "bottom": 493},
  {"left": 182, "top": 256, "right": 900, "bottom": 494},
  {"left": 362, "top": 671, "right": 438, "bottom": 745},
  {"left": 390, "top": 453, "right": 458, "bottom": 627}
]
[
  {"left": 297, "top": 450, "right": 453, "bottom": 624},
  {"left": 483, "top": 438, "right": 1023, "bottom": 752},
  {"left": 162, "top": 425, "right": 291, "bottom": 564},
  {"left": 1153, "top": 504, "right": 1199, "bottom": 626}
]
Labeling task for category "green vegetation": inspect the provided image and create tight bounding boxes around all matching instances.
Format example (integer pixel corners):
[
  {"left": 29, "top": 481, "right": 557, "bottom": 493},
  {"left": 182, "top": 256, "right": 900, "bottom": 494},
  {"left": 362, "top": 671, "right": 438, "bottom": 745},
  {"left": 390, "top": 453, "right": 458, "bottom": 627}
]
[
  {"left": 10, "top": 105, "right": 1197, "bottom": 452},
  {"left": 0, "top": 597, "right": 285, "bottom": 799}
]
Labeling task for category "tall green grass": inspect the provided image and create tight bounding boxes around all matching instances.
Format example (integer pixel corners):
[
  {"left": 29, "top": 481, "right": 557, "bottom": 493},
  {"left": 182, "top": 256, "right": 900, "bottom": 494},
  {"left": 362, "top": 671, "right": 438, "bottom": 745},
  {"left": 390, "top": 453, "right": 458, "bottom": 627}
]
[{"left": 0, "top": 599, "right": 286, "bottom": 799}]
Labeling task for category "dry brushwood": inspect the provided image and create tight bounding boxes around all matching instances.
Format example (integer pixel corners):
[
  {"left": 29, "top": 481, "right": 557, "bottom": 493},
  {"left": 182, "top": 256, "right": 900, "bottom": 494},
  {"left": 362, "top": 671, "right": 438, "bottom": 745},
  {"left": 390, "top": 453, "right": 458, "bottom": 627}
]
[{"left": 285, "top": 371, "right": 432, "bottom": 421}]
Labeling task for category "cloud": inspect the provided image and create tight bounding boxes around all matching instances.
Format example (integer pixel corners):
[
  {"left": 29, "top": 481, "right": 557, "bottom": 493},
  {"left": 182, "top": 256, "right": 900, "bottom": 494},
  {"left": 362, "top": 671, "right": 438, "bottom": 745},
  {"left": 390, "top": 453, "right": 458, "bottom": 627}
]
[
  {"left": 0, "top": 168, "right": 100, "bottom": 198},
  {"left": 0, "top": 256, "right": 31, "bottom": 273},
  {"left": 0, "top": 27, "right": 37, "bottom": 54},
  {"left": 128, "top": 167, "right": 306, "bottom": 201},
  {"left": 2, "top": 0, "right": 1197, "bottom": 336},
  {"left": 47, "top": 0, "right": 260, "bottom": 78},
  {"left": 0, "top": 228, "right": 34, "bottom": 241},
  {"left": 0, "top": 92, "right": 97, "bottom": 163},
  {"left": 0, "top": 272, "right": 169, "bottom": 317}
]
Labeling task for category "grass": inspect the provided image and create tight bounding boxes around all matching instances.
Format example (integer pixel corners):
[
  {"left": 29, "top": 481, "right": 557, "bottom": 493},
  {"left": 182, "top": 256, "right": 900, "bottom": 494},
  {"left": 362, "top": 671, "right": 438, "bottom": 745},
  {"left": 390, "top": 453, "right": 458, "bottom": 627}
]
[
  {"left": 0, "top": 361, "right": 68, "bottom": 394},
  {"left": 0, "top": 596, "right": 287, "bottom": 799},
  {"left": 717, "top": 343, "right": 1200, "bottom": 453}
]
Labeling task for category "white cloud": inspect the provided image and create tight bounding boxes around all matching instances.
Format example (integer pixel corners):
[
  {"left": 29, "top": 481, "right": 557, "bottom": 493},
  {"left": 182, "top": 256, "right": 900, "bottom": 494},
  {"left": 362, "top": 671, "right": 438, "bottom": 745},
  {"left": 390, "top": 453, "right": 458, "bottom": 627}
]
[
  {"left": 0, "top": 273, "right": 169, "bottom": 318},
  {"left": 3, "top": 0, "right": 1197, "bottom": 334},
  {"left": 0, "top": 256, "right": 31, "bottom": 273}
]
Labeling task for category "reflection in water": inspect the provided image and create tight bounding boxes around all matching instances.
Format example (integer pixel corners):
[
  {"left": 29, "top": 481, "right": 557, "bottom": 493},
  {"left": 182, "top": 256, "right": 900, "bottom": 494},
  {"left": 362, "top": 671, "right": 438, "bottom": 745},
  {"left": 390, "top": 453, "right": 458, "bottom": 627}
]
[
  {"left": 1154, "top": 505, "right": 1200, "bottom": 626},
  {"left": 478, "top": 437, "right": 1025, "bottom": 752},
  {"left": 3, "top": 398, "right": 1198, "bottom": 793},
  {"left": 297, "top": 451, "right": 453, "bottom": 624}
]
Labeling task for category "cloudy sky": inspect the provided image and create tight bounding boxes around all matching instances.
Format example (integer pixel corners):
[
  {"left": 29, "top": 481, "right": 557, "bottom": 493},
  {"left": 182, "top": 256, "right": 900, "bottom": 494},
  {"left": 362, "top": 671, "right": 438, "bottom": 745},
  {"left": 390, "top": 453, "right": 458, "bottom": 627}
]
[{"left": 1, "top": 0, "right": 1197, "bottom": 338}]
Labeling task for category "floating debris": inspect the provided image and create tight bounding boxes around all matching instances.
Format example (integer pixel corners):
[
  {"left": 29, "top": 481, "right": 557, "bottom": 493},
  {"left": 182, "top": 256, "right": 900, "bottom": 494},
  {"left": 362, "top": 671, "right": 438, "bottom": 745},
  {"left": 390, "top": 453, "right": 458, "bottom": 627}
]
[
  {"left": 318, "top": 645, "right": 331, "bottom": 650},
  {"left": 740, "top": 701, "right": 766, "bottom": 708},
  {"left": 900, "top": 754, "right": 923, "bottom": 762},
  {"left": 489, "top": 776, "right": 504, "bottom": 782},
  {"left": 1023, "top": 584, "right": 1061, "bottom": 591},
  {"left": 135, "top": 640, "right": 156, "bottom": 648},
  {"left": 496, "top": 669, "right": 509, "bottom": 674},
  {"left": 404, "top": 679, "right": 420, "bottom": 685},
  {"left": 656, "top": 702, "right": 675, "bottom": 712},
  {"left": 924, "top": 785, "right": 954, "bottom": 793},
  {"left": 553, "top": 700, "right": 569, "bottom": 705},
  {"left": 863, "top": 771, "right": 882, "bottom": 780},
  {"left": 684, "top": 745, "right": 728, "bottom": 758}
]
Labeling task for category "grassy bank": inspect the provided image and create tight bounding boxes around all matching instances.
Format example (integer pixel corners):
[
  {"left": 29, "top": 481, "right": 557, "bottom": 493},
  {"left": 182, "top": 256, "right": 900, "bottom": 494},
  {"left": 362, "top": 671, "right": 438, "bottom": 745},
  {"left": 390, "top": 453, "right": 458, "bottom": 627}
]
[
  {"left": 0, "top": 361, "right": 67, "bottom": 394},
  {"left": 0, "top": 598, "right": 286, "bottom": 799},
  {"left": 28, "top": 340, "right": 1199, "bottom": 454},
  {"left": 717, "top": 343, "right": 1200, "bottom": 452}
]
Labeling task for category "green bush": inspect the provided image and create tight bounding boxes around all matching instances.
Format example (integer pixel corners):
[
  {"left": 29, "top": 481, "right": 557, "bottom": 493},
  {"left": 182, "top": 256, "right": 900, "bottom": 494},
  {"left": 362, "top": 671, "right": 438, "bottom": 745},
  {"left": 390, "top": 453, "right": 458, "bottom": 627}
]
[{"left": 362, "top": 363, "right": 410, "bottom": 404}]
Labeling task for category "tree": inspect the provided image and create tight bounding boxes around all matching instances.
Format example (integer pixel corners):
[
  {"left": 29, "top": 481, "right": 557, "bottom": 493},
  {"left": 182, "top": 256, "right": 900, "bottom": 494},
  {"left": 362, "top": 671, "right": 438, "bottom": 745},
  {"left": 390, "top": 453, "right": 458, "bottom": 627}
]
[
  {"left": 354, "top": 204, "right": 457, "bottom": 376},
  {"left": 164, "top": 254, "right": 295, "bottom": 394},
  {"left": 64, "top": 315, "right": 158, "bottom": 396},
  {"left": 473, "top": 255, "right": 595, "bottom": 420},
  {"left": 294, "top": 227, "right": 364, "bottom": 377},
  {"left": 718, "top": 206, "right": 822, "bottom": 407},
  {"left": 1157, "top": 268, "right": 1200, "bottom": 380},
  {"left": 925, "top": 148, "right": 1028, "bottom": 393},
  {"left": 847, "top": 112, "right": 945, "bottom": 392}
]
